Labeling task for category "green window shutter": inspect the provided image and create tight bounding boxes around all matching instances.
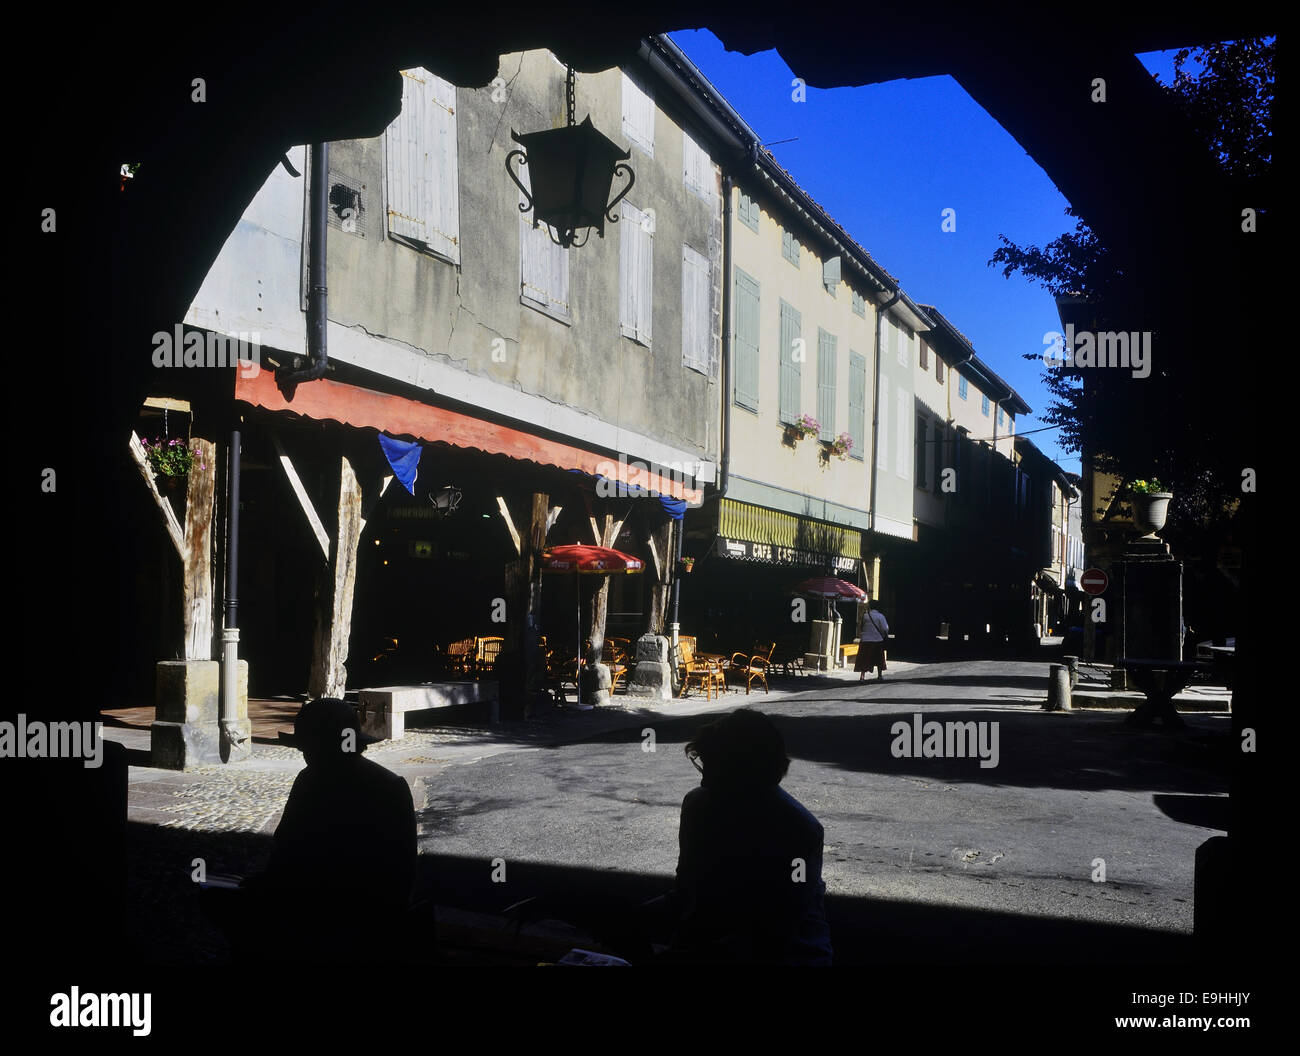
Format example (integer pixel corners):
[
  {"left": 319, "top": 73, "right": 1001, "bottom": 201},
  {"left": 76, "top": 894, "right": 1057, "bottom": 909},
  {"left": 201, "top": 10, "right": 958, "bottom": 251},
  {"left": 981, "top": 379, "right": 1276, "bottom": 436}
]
[
  {"left": 739, "top": 191, "right": 759, "bottom": 232},
  {"left": 849, "top": 351, "right": 866, "bottom": 460},
  {"left": 734, "top": 269, "right": 760, "bottom": 411},
  {"left": 817, "top": 328, "right": 836, "bottom": 439},
  {"left": 778, "top": 300, "right": 801, "bottom": 425},
  {"left": 852, "top": 290, "right": 865, "bottom": 317}
]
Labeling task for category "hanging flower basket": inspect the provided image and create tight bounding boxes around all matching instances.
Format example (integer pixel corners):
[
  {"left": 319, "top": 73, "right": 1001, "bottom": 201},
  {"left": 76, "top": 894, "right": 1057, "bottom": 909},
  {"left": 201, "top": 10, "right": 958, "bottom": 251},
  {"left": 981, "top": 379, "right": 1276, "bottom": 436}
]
[
  {"left": 677, "top": 557, "right": 695, "bottom": 575},
  {"left": 142, "top": 437, "right": 199, "bottom": 484},
  {"left": 823, "top": 432, "right": 853, "bottom": 462}
]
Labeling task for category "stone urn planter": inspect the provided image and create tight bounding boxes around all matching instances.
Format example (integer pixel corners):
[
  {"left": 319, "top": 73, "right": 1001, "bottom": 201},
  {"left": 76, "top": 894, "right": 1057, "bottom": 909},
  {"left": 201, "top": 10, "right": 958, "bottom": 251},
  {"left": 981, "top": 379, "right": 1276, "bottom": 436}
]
[{"left": 1131, "top": 491, "right": 1172, "bottom": 537}]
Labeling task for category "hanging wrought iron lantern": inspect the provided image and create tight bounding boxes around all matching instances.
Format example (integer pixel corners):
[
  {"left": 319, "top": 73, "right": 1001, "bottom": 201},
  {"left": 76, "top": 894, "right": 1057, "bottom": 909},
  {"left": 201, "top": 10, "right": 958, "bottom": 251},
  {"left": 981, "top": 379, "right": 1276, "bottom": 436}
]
[{"left": 504, "top": 66, "right": 635, "bottom": 249}]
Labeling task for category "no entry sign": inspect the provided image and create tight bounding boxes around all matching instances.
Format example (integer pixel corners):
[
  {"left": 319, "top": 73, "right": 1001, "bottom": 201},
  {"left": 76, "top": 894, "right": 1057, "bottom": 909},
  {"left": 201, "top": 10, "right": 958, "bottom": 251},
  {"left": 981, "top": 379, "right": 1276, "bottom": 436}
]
[{"left": 1081, "top": 568, "right": 1108, "bottom": 595}]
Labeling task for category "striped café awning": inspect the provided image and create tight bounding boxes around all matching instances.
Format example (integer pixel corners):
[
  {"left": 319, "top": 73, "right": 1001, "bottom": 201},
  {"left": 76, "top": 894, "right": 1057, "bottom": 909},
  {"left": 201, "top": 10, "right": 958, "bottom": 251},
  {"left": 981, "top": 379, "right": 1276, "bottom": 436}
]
[{"left": 715, "top": 499, "right": 861, "bottom": 574}]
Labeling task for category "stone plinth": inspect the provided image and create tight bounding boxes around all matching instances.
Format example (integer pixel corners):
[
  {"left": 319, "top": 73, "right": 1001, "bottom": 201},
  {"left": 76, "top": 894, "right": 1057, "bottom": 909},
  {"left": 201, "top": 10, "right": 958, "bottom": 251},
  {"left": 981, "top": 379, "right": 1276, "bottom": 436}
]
[
  {"left": 151, "top": 660, "right": 222, "bottom": 770},
  {"left": 628, "top": 634, "right": 672, "bottom": 700},
  {"left": 359, "top": 682, "right": 499, "bottom": 740},
  {"left": 580, "top": 662, "right": 612, "bottom": 707},
  {"left": 1118, "top": 541, "right": 1183, "bottom": 663}
]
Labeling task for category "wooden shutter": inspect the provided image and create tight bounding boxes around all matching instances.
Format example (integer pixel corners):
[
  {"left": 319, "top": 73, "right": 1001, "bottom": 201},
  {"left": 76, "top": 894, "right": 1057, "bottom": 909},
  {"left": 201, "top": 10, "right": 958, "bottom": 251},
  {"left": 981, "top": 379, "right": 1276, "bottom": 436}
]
[
  {"left": 896, "top": 384, "right": 910, "bottom": 478},
  {"left": 779, "top": 301, "right": 802, "bottom": 424},
  {"left": 427, "top": 76, "right": 460, "bottom": 262},
  {"left": 877, "top": 374, "right": 889, "bottom": 469},
  {"left": 849, "top": 351, "right": 866, "bottom": 459},
  {"left": 817, "top": 328, "right": 836, "bottom": 439},
  {"left": 386, "top": 69, "right": 459, "bottom": 262},
  {"left": 620, "top": 203, "right": 652, "bottom": 345},
  {"left": 622, "top": 72, "right": 655, "bottom": 156},
  {"left": 682, "top": 245, "right": 710, "bottom": 373},
  {"left": 683, "top": 129, "right": 712, "bottom": 199},
  {"left": 519, "top": 164, "right": 569, "bottom": 316},
  {"left": 734, "top": 269, "right": 760, "bottom": 411}
]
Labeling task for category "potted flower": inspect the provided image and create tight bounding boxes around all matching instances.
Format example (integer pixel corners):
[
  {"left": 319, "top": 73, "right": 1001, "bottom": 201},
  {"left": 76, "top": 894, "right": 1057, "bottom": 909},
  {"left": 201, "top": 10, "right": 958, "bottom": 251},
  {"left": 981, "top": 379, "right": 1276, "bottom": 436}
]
[
  {"left": 827, "top": 432, "right": 853, "bottom": 461},
  {"left": 677, "top": 556, "right": 695, "bottom": 575},
  {"left": 1127, "top": 479, "right": 1172, "bottom": 537},
  {"left": 783, "top": 413, "right": 820, "bottom": 447},
  {"left": 142, "top": 437, "right": 198, "bottom": 491}
]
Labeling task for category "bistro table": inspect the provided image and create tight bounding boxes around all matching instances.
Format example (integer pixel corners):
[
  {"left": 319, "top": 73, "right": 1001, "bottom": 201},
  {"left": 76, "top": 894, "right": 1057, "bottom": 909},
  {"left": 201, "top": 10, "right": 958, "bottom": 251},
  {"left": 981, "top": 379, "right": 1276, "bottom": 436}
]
[
  {"left": 697, "top": 654, "right": 731, "bottom": 690},
  {"left": 1115, "top": 659, "right": 1211, "bottom": 729}
]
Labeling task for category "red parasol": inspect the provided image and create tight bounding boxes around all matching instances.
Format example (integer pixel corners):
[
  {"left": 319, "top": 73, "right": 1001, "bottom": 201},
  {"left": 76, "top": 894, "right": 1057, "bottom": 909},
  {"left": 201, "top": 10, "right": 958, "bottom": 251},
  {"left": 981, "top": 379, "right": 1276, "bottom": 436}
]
[
  {"left": 792, "top": 576, "right": 868, "bottom": 600},
  {"left": 541, "top": 544, "right": 645, "bottom": 574},
  {"left": 541, "top": 545, "right": 644, "bottom": 703}
]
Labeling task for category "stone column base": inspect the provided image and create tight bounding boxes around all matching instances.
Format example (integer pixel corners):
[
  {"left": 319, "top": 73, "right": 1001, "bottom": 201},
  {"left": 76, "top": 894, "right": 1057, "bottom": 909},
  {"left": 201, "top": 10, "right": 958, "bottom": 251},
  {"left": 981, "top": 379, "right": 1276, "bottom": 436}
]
[{"left": 151, "top": 660, "right": 222, "bottom": 769}]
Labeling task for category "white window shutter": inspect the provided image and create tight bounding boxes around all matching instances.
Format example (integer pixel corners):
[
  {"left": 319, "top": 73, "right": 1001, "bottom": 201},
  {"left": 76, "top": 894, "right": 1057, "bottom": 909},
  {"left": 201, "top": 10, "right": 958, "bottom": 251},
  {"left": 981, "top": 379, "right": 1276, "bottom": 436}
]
[
  {"left": 896, "top": 385, "right": 910, "bottom": 479},
  {"left": 428, "top": 76, "right": 460, "bottom": 262},
  {"left": 682, "top": 245, "right": 710, "bottom": 374},
  {"left": 519, "top": 164, "right": 569, "bottom": 316},
  {"left": 386, "top": 69, "right": 459, "bottom": 263},
  {"left": 386, "top": 69, "right": 430, "bottom": 244},
  {"left": 683, "top": 129, "right": 712, "bottom": 200},
  {"left": 622, "top": 73, "right": 655, "bottom": 156},
  {"left": 638, "top": 215, "right": 654, "bottom": 345},
  {"left": 877, "top": 375, "right": 890, "bottom": 469},
  {"left": 620, "top": 202, "right": 639, "bottom": 340}
]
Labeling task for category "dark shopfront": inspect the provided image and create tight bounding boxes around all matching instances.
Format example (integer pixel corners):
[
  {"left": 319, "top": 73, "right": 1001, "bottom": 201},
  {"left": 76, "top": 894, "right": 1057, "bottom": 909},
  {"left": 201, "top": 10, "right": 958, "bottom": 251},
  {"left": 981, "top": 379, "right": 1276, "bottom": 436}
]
[{"left": 679, "top": 499, "right": 866, "bottom": 659}]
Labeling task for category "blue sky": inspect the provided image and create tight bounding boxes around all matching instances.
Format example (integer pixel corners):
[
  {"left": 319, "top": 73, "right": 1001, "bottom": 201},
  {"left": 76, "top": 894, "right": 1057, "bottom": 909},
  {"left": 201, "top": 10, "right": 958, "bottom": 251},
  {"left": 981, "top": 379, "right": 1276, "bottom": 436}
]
[{"left": 669, "top": 30, "right": 1188, "bottom": 471}]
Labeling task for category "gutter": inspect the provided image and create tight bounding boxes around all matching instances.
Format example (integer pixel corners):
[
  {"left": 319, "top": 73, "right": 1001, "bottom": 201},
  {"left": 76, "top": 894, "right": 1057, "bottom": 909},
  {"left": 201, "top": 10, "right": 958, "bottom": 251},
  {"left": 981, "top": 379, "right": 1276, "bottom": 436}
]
[{"left": 277, "top": 141, "right": 330, "bottom": 401}]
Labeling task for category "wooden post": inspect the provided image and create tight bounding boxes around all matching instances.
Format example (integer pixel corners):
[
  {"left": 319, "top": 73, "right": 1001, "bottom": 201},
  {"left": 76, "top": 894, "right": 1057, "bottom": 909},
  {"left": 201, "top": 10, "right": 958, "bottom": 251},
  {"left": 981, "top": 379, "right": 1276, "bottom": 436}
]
[
  {"left": 183, "top": 436, "right": 217, "bottom": 660},
  {"left": 308, "top": 454, "right": 363, "bottom": 699},
  {"left": 642, "top": 514, "right": 672, "bottom": 637},
  {"left": 501, "top": 492, "right": 551, "bottom": 719}
]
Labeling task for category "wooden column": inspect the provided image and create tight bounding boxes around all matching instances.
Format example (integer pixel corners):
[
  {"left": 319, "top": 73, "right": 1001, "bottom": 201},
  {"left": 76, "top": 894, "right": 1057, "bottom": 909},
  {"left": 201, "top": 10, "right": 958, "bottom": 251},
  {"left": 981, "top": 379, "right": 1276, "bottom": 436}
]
[
  {"left": 183, "top": 436, "right": 217, "bottom": 660},
  {"left": 642, "top": 513, "right": 672, "bottom": 637},
  {"left": 307, "top": 454, "right": 363, "bottom": 699},
  {"left": 501, "top": 492, "right": 551, "bottom": 719}
]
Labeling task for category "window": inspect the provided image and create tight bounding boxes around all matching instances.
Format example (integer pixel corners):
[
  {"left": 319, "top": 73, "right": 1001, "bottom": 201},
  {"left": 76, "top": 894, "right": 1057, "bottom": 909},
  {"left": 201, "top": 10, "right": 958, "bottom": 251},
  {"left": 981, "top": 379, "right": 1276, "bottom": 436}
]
[
  {"left": 823, "top": 256, "right": 840, "bottom": 297},
  {"left": 959, "top": 374, "right": 968, "bottom": 400},
  {"left": 936, "top": 356, "right": 944, "bottom": 383},
  {"left": 817, "top": 328, "right": 837, "bottom": 439},
  {"left": 915, "top": 416, "right": 928, "bottom": 488},
  {"left": 849, "top": 351, "right": 866, "bottom": 461},
  {"left": 981, "top": 393, "right": 990, "bottom": 416},
  {"left": 619, "top": 202, "right": 653, "bottom": 346},
  {"left": 622, "top": 72, "right": 655, "bottom": 156},
  {"left": 738, "top": 190, "right": 759, "bottom": 231},
  {"left": 851, "top": 290, "right": 866, "bottom": 317},
  {"left": 518, "top": 163, "right": 569, "bottom": 320},
  {"left": 997, "top": 405, "right": 1004, "bottom": 426},
  {"left": 385, "top": 68, "right": 461, "bottom": 263},
  {"left": 683, "top": 129, "right": 713, "bottom": 200},
  {"left": 896, "top": 326, "right": 910, "bottom": 368},
  {"left": 681, "top": 244, "right": 712, "bottom": 375},
  {"left": 919, "top": 342, "right": 928, "bottom": 370},
  {"left": 782, "top": 229, "right": 800, "bottom": 267},
  {"left": 778, "top": 300, "right": 801, "bottom": 425},
  {"left": 733, "top": 268, "right": 760, "bottom": 411}
]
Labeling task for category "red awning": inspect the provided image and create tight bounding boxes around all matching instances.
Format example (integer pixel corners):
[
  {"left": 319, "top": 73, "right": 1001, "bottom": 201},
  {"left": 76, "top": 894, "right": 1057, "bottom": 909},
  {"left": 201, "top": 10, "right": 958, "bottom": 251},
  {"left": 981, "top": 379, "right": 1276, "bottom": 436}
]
[{"left": 236, "top": 369, "right": 702, "bottom": 503}]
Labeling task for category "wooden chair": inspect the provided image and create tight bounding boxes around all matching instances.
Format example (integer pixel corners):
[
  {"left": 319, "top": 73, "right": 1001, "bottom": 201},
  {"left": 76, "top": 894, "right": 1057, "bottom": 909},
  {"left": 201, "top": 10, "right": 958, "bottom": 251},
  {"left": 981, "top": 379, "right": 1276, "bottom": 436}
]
[
  {"left": 676, "top": 639, "right": 721, "bottom": 700},
  {"left": 729, "top": 650, "right": 772, "bottom": 695},
  {"left": 444, "top": 636, "right": 477, "bottom": 678},
  {"left": 476, "top": 637, "right": 503, "bottom": 679}
]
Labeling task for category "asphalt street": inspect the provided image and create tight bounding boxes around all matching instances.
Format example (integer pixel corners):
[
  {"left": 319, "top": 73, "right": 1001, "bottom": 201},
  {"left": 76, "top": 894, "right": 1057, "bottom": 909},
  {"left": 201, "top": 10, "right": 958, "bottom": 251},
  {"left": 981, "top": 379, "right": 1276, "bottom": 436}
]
[{"left": 410, "top": 659, "right": 1232, "bottom": 962}]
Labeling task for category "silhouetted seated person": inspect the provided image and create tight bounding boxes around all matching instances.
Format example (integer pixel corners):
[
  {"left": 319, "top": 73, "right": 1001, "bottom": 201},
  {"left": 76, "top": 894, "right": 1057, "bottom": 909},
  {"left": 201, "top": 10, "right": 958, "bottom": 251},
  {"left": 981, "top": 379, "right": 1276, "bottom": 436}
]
[
  {"left": 660, "top": 708, "right": 832, "bottom": 965},
  {"left": 208, "top": 698, "right": 416, "bottom": 964}
]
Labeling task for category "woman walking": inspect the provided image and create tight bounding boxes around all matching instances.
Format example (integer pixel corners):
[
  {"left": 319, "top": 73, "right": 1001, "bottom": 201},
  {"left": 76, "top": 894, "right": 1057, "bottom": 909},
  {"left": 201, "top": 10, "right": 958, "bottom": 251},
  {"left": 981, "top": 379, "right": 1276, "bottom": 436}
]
[{"left": 856, "top": 600, "right": 889, "bottom": 682}]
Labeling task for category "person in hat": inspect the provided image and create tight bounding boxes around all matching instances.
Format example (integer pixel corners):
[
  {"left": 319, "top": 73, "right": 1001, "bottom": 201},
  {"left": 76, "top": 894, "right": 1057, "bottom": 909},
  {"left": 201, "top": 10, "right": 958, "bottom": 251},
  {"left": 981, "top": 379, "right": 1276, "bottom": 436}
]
[
  {"left": 215, "top": 698, "right": 417, "bottom": 963},
  {"left": 856, "top": 599, "right": 889, "bottom": 681}
]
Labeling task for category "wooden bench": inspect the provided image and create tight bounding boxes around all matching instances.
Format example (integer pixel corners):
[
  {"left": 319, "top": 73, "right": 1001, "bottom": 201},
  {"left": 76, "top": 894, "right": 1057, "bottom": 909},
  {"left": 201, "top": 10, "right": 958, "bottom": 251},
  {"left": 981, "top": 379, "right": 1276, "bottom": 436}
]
[{"left": 358, "top": 682, "right": 500, "bottom": 740}]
